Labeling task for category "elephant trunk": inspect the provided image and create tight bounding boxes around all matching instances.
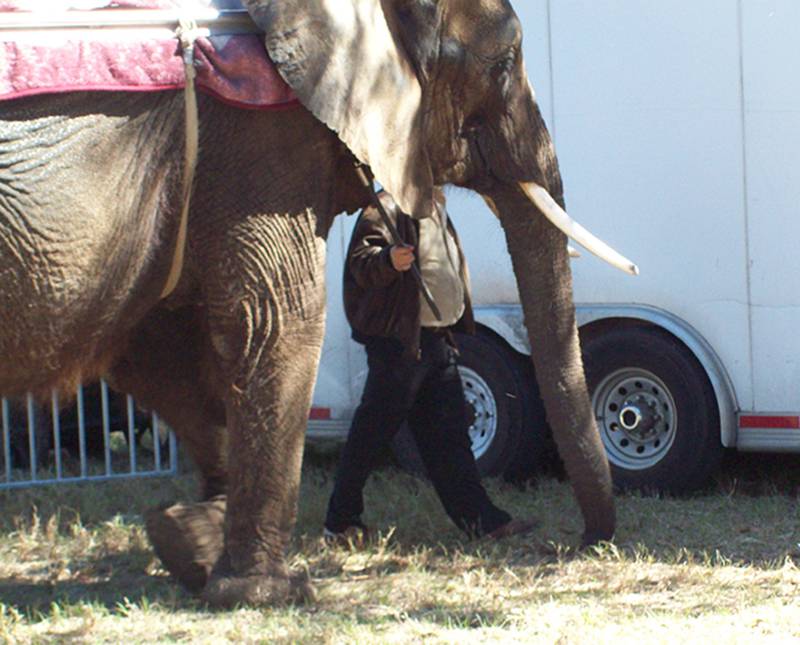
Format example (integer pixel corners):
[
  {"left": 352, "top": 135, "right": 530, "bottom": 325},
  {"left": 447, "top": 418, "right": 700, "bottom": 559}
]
[{"left": 488, "top": 186, "right": 615, "bottom": 546}]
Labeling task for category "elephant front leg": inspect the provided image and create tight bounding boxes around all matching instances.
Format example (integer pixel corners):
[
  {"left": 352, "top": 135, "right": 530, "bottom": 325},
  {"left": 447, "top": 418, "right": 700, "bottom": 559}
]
[
  {"left": 199, "top": 211, "right": 327, "bottom": 608},
  {"left": 203, "top": 323, "right": 323, "bottom": 607}
]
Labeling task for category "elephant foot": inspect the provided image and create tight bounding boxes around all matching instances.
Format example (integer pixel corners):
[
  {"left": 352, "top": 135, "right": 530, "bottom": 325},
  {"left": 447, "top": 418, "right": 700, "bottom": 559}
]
[
  {"left": 201, "top": 559, "right": 316, "bottom": 608},
  {"left": 144, "top": 496, "right": 227, "bottom": 593}
]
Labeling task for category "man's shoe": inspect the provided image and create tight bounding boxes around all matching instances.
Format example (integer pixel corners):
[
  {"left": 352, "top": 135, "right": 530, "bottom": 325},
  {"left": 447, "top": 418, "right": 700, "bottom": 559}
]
[
  {"left": 322, "top": 523, "right": 372, "bottom": 549},
  {"left": 484, "top": 518, "right": 538, "bottom": 541}
]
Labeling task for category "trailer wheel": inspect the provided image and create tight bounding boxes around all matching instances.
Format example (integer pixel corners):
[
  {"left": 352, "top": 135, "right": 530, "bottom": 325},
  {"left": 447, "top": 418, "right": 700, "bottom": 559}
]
[
  {"left": 582, "top": 325, "right": 722, "bottom": 493},
  {"left": 392, "top": 331, "right": 547, "bottom": 478}
]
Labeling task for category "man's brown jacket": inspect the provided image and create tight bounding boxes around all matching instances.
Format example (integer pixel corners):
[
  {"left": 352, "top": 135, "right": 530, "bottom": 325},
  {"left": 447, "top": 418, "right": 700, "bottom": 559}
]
[{"left": 343, "top": 192, "right": 476, "bottom": 357}]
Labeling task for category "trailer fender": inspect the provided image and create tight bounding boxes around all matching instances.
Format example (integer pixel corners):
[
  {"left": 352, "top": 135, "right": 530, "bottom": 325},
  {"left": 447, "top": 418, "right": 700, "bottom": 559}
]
[{"left": 473, "top": 303, "right": 739, "bottom": 448}]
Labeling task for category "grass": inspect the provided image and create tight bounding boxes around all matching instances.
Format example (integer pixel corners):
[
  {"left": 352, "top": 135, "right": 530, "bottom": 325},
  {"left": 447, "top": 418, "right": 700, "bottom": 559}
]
[{"left": 1, "top": 450, "right": 800, "bottom": 643}]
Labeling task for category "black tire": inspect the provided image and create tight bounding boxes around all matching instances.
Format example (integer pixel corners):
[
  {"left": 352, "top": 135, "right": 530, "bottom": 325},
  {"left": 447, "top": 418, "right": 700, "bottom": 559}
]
[
  {"left": 501, "top": 350, "right": 554, "bottom": 484},
  {"left": 391, "top": 331, "right": 549, "bottom": 479},
  {"left": 581, "top": 324, "right": 722, "bottom": 494}
]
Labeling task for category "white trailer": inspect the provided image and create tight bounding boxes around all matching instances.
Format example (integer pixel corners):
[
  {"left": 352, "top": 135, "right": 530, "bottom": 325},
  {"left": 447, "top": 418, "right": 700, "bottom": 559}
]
[{"left": 308, "top": 1, "right": 800, "bottom": 492}]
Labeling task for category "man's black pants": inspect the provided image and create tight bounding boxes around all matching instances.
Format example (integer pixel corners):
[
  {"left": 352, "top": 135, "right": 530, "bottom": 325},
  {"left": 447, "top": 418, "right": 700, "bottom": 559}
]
[{"left": 325, "top": 329, "right": 511, "bottom": 537}]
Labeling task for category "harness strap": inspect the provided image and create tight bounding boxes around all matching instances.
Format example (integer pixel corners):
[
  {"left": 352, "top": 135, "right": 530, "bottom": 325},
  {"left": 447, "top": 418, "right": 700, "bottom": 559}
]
[{"left": 160, "top": 16, "right": 201, "bottom": 299}]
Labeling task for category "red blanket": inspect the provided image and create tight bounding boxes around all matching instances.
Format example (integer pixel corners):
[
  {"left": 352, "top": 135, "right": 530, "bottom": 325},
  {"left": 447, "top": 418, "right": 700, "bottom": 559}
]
[{"left": 0, "top": 1, "right": 297, "bottom": 110}]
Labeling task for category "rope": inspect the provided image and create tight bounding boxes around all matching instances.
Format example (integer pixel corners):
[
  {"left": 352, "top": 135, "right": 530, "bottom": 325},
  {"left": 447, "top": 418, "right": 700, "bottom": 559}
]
[{"left": 160, "top": 17, "right": 201, "bottom": 298}]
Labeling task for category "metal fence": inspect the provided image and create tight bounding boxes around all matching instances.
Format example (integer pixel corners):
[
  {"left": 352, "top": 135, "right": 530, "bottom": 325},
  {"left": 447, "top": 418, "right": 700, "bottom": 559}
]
[{"left": 1, "top": 380, "right": 177, "bottom": 490}]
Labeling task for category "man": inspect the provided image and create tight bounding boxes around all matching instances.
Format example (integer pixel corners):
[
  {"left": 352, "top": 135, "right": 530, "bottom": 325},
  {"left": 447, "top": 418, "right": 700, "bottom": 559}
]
[{"left": 324, "top": 189, "right": 534, "bottom": 543}]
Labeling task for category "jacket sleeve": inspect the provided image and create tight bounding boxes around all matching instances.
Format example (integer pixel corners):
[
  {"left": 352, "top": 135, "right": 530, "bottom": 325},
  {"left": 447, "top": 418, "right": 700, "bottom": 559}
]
[{"left": 347, "top": 205, "right": 402, "bottom": 289}]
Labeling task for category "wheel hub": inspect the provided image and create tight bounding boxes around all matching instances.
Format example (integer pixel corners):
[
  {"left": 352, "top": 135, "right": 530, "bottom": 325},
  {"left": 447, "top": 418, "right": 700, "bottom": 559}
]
[
  {"left": 458, "top": 366, "right": 497, "bottom": 460},
  {"left": 618, "top": 396, "right": 661, "bottom": 438},
  {"left": 592, "top": 369, "right": 677, "bottom": 470},
  {"left": 619, "top": 405, "right": 643, "bottom": 432}
]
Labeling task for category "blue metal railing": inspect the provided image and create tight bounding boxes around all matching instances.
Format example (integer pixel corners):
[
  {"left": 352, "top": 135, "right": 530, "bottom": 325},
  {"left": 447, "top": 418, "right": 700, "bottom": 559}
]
[{"left": 0, "top": 381, "right": 177, "bottom": 490}]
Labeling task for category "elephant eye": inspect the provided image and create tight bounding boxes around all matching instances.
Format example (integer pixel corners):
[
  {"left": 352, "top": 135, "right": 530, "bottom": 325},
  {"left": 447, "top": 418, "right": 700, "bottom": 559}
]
[
  {"left": 491, "top": 57, "right": 513, "bottom": 76},
  {"left": 460, "top": 115, "right": 485, "bottom": 138},
  {"left": 490, "top": 49, "right": 517, "bottom": 95}
]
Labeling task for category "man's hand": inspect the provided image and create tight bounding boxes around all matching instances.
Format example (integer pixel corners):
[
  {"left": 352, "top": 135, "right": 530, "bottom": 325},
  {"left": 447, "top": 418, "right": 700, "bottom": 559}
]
[{"left": 390, "top": 244, "right": 415, "bottom": 272}]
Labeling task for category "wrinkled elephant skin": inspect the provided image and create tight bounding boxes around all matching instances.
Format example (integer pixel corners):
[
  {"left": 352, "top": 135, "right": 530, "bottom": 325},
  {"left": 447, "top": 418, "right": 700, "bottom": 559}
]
[{"left": 0, "top": 0, "right": 614, "bottom": 607}]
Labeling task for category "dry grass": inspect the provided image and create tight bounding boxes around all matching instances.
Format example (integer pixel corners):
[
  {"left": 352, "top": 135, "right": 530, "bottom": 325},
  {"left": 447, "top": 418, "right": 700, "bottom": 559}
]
[{"left": 1, "top": 450, "right": 800, "bottom": 643}]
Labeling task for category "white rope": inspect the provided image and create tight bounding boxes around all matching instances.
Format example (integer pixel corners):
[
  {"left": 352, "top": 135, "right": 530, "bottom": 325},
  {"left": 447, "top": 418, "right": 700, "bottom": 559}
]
[{"left": 160, "top": 17, "right": 202, "bottom": 298}]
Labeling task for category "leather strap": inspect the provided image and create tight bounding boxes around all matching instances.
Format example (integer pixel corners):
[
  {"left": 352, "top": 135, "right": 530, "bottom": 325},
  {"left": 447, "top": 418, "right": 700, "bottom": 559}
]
[
  {"left": 160, "top": 17, "right": 201, "bottom": 299},
  {"left": 354, "top": 163, "right": 442, "bottom": 322}
]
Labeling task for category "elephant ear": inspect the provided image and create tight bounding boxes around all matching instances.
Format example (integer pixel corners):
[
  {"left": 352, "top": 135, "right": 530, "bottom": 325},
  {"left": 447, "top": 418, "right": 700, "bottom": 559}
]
[{"left": 243, "top": 0, "right": 434, "bottom": 218}]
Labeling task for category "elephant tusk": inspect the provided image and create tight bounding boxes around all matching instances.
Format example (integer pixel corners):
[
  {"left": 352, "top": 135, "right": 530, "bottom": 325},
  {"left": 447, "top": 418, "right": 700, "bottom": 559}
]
[
  {"left": 519, "top": 182, "right": 639, "bottom": 276},
  {"left": 483, "top": 194, "right": 580, "bottom": 260}
]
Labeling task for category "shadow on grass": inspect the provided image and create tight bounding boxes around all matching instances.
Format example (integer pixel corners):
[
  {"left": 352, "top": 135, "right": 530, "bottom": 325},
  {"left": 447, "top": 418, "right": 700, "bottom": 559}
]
[
  {"left": 717, "top": 451, "right": 800, "bottom": 496},
  {"left": 1, "top": 447, "right": 800, "bottom": 619},
  {"left": 0, "top": 552, "right": 196, "bottom": 616},
  {"left": 595, "top": 452, "right": 800, "bottom": 566}
]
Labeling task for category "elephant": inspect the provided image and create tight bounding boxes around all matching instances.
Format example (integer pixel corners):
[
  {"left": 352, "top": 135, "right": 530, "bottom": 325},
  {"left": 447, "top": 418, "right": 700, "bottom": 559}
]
[{"left": 0, "top": 0, "right": 632, "bottom": 606}]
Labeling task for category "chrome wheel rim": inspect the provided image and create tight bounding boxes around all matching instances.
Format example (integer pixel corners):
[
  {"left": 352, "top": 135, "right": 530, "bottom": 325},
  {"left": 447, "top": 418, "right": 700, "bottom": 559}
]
[
  {"left": 459, "top": 366, "right": 497, "bottom": 459},
  {"left": 592, "top": 368, "right": 677, "bottom": 470}
]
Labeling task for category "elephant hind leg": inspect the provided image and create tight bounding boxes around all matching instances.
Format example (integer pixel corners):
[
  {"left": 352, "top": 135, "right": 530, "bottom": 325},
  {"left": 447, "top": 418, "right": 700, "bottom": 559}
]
[
  {"left": 109, "top": 304, "right": 228, "bottom": 500},
  {"left": 110, "top": 304, "right": 232, "bottom": 591}
]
